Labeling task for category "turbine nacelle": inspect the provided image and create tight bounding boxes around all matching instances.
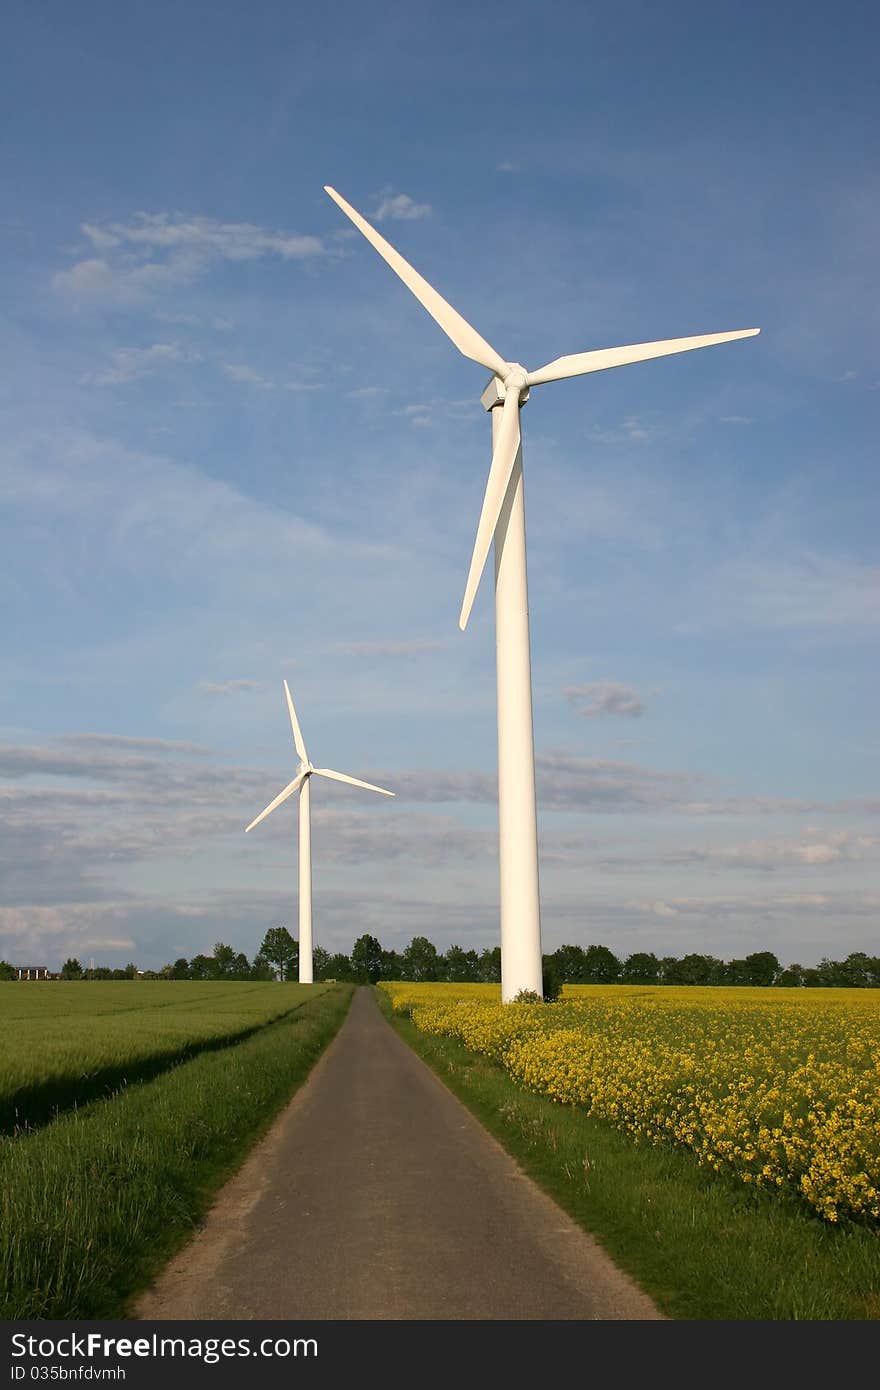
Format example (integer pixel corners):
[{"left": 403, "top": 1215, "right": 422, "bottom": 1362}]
[
  {"left": 324, "top": 185, "right": 759, "bottom": 631},
  {"left": 244, "top": 680, "right": 395, "bottom": 835},
  {"left": 324, "top": 183, "right": 759, "bottom": 1001},
  {"left": 482, "top": 374, "right": 529, "bottom": 412}
]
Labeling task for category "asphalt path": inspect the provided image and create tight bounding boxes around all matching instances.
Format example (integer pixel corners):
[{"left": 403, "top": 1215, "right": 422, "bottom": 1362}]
[{"left": 134, "top": 987, "right": 662, "bottom": 1320}]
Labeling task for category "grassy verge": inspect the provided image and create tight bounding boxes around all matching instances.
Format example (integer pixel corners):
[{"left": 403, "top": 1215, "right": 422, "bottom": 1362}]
[
  {"left": 1, "top": 984, "right": 353, "bottom": 1319},
  {"left": 378, "top": 990, "right": 880, "bottom": 1320}
]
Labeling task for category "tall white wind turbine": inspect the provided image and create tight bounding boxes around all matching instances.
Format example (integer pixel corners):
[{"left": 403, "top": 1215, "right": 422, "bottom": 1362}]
[
  {"left": 245, "top": 680, "right": 394, "bottom": 982},
  {"left": 325, "top": 185, "right": 759, "bottom": 1001}
]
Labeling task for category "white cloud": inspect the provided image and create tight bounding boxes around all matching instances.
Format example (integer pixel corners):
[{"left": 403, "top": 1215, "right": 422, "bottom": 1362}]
[
  {"left": 84, "top": 212, "right": 323, "bottom": 261},
  {"left": 667, "top": 829, "right": 875, "bottom": 872},
  {"left": 81, "top": 343, "right": 202, "bottom": 386},
  {"left": 374, "top": 193, "right": 432, "bottom": 223},
  {"left": 154, "top": 311, "right": 201, "bottom": 326},
  {"left": 197, "top": 680, "right": 262, "bottom": 697},
  {"left": 565, "top": 681, "right": 648, "bottom": 719},
  {"left": 66, "top": 734, "right": 210, "bottom": 755},
  {"left": 679, "top": 552, "right": 880, "bottom": 634},
  {"left": 336, "top": 639, "right": 445, "bottom": 658},
  {"left": 221, "top": 362, "right": 273, "bottom": 388},
  {"left": 0, "top": 429, "right": 393, "bottom": 584},
  {"left": 53, "top": 213, "right": 325, "bottom": 304}
]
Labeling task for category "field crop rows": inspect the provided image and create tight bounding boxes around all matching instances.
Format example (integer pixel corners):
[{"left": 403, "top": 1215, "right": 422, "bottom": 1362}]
[
  {"left": 0, "top": 982, "right": 353, "bottom": 1318},
  {"left": 381, "top": 982, "right": 880, "bottom": 1226},
  {"left": 0, "top": 981, "right": 312, "bottom": 1134}
]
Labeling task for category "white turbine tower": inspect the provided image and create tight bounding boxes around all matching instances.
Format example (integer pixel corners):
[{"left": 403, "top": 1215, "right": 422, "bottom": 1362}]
[
  {"left": 325, "top": 185, "right": 759, "bottom": 1001},
  {"left": 245, "top": 680, "right": 394, "bottom": 983}
]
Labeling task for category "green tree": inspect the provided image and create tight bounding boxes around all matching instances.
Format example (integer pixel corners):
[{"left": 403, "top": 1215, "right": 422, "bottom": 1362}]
[
  {"left": 325, "top": 952, "right": 355, "bottom": 981},
  {"left": 552, "top": 944, "right": 587, "bottom": 983},
  {"left": 443, "top": 945, "right": 480, "bottom": 982},
  {"left": 60, "top": 958, "right": 83, "bottom": 980},
  {"left": 250, "top": 953, "right": 276, "bottom": 981},
  {"left": 621, "top": 952, "right": 660, "bottom": 983},
  {"left": 664, "top": 953, "right": 723, "bottom": 985},
  {"left": 721, "top": 958, "right": 752, "bottom": 985},
  {"left": 0, "top": 961, "right": 15, "bottom": 981},
  {"left": 380, "top": 948, "right": 404, "bottom": 980},
  {"left": 311, "top": 946, "right": 332, "bottom": 980},
  {"left": 212, "top": 942, "right": 238, "bottom": 976},
  {"left": 257, "top": 927, "right": 298, "bottom": 981},
  {"left": 351, "top": 934, "right": 385, "bottom": 983},
  {"left": 744, "top": 951, "right": 781, "bottom": 986},
  {"left": 658, "top": 956, "right": 680, "bottom": 984},
  {"left": 165, "top": 958, "right": 190, "bottom": 980},
  {"left": 582, "top": 944, "right": 622, "bottom": 984},
  {"left": 541, "top": 957, "right": 562, "bottom": 1000},
  {"left": 832, "top": 952, "right": 879, "bottom": 987},
  {"left": 477, "top": 947, "right": 501, "bottom": 983},
  {"left": 775, "top": 963, "right": 805, "bottom": 987},
  {"left": 188, "top": 953, "right": 215, "bottom": 980},
  {"left": 402, "top": 935, "right": 439, "bottom": 981}
]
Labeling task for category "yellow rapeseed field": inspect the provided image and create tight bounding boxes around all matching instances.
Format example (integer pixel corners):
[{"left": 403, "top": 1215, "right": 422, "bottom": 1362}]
[{"left": 380, "top": 982, "right": 880, "bottom": 1225}]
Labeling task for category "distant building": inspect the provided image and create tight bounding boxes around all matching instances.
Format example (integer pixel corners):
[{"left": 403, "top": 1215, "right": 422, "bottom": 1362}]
[{"left": 14, "top": 966, "right": 51, "bottom": 980}]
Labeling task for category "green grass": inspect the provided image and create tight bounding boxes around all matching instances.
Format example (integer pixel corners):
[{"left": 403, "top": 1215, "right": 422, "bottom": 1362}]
[
  {"left": 0, "top": 984, "right": 353, "bottom": 1319},
  {"left": 378, "top": 990, "right": 880, "bottom": 1320},
  {"left": 0, "top": 981, "right": 312, "bottom": 1134}
]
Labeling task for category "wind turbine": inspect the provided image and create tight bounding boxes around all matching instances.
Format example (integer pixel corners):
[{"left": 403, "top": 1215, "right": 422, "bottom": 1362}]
[
  {"left": 245, "top": 680, "right": 394, "bottom": 983},
  {"left": 325, "top": 185, "right": 759, "bottom": 1001}
]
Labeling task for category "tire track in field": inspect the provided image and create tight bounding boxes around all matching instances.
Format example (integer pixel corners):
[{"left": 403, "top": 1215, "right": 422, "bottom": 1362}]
[{"left": 2, "top": 992, "right": 328, "bottom": 1138}]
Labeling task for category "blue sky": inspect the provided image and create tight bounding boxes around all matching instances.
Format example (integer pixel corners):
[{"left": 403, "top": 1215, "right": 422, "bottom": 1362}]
[{"left": 2, "top": 0, "right": 877, "bottom": 970}]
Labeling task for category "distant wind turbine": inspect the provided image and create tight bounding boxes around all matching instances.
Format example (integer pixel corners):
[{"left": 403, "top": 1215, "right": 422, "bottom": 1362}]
[
  {"left": 245, "top": 680, "right": 394, "bottom": 982},
  {"left": 325, "top": 185, "right": 759, "bottom": 1002}
]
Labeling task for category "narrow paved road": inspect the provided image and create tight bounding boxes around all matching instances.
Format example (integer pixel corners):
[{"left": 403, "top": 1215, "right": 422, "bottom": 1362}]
[{"left": 135, "top": 988, "right": 661, "bottom": 1320}]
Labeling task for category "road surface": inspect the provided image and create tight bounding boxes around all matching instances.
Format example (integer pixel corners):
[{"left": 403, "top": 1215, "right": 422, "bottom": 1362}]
[{"left": 134, "top": 987, "right": 662, "bottom": 1320}]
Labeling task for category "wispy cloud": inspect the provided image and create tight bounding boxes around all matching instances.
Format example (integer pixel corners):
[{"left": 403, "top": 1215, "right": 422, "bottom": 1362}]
[
  {"left": 66, "top": 733, "right": 210, "bottom": 755},
  {"left": 197, "top": 680, "right": 262, "bottom": 697},
  {"left": 153, "top": 311, "right": 201, "bottom": 326},
  {"left": 679, "top": 552, "right": 880, "bottom": 634},
  {"left": 335, "top": 639, "right": 445, "bottom": 658},
  {"left": 665, "top": 830, "right": 875, "bottom": 872},
  {"left": 565, "top": 681, "right": 648, "bottom": 719},
  {"left": 589, "top": 416, "right": 656, "bottom": 446},
  {"left": 81, "top": 343, "right": 202, "bottom": 386},
  {"left": 221, "top": 362, "right": 274, "bottom": 389},
  {"left": 221, "top": 363, "right": 324, "bottom": 392},
  {"left": 53, "top": 213, "right": 325, "bottom": 304}
]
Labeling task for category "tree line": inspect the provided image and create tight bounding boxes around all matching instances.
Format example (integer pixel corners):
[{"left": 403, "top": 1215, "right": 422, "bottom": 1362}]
[{"left": 4, "top": 929, "right": 878, "bottom": 988}]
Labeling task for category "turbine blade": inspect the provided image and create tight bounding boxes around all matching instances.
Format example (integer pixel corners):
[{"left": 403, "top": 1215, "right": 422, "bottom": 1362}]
[
  {"left": 459, "top": 388, "right": 521, "bottom": 631},
  {"left": 244, "top": 773, "right": 305, "bottom": 833},
  {"left": 526, "top": 328, "right": 760, "bottom": 386},
  {"left": 312, "top": 767, "right": 395, "bottom": 797},
  {"left": 324, "top": 186, "right": 509, "bottom": 378},
  {"left": 283, "top": 680, "right": 308, "bottom": 762}
]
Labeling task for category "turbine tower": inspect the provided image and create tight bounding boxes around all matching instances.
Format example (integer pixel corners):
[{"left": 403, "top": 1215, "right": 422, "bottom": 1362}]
[
  {"left": 325, "top": 185, "right": 759, "bottom": 1001},
  {"left": 245, "top": 680, "right": 394, "bottom": 982}
]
